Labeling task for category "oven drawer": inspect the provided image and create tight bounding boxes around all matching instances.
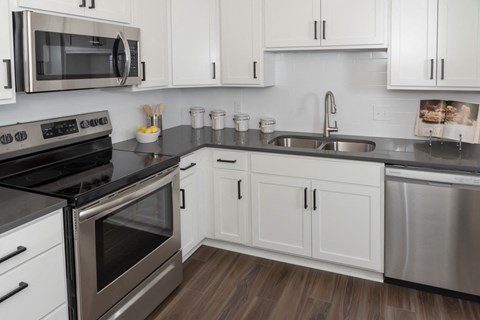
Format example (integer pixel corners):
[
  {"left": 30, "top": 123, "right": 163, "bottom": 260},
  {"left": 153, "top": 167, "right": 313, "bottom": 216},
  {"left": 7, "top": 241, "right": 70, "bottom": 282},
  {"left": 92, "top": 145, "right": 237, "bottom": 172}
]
[
  {"left": 0, "top": 210, "right": 63, "bottom": 276},
  {"left": 0, "top": 245, "right": 67, "bottom": 320},
  {"left": 213, "top": 150, "right": 248, "bottom": 171}
]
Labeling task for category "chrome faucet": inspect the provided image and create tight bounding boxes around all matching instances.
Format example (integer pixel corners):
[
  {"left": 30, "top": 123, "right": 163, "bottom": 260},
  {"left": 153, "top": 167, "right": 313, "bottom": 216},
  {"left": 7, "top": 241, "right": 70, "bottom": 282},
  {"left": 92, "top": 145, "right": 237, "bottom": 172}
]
[{"left": 324, "top": 91, "right": 338, "bottom": 137}]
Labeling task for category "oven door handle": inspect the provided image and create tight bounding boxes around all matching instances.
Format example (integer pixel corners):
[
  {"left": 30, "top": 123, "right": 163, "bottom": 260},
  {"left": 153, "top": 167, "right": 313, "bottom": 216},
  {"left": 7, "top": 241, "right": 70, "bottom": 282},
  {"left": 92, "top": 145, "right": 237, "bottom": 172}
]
[{"left": 78, "top": 166, "right": 178, "bottom": 222}]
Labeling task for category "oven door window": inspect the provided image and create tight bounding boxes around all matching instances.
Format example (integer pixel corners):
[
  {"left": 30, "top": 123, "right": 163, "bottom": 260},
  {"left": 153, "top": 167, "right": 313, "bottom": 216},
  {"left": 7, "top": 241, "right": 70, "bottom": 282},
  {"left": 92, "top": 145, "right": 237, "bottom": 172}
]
[
  {"left": 95, "top": 183, "right": 173, "bottom": 291},
  {"left": 34, "top": 31, "right": 137, "bottom": 80}
]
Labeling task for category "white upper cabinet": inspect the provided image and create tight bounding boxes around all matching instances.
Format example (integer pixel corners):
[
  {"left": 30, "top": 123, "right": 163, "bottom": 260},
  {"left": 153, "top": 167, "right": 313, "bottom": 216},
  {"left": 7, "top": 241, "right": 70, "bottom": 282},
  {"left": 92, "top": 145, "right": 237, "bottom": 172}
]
[
  {"left": 132, "top": 0, "right": 169, "bottom": 90},
  {"left": 0, "top": 0, "right": 15, "bottom": 105},
  {"left": 389, "top": 0, "right": 480, "bottom": 90},
  {"left": 170, "top": 0, "right": 219, "bottom": 86},
  {"left": 17, "top": 0, "right": 132, "bottom": 23},
  {"left": 264, "top": 0, "right": 386, "bottom": 49},
  {"left": 264, "top": 0, "right": 320, "bottom": 48},
  {"left": 220, "top": 0, "right": 274, "bottom": 86},
  {"left": 320, "top": 0, "right": 385, "bottom": 47}
]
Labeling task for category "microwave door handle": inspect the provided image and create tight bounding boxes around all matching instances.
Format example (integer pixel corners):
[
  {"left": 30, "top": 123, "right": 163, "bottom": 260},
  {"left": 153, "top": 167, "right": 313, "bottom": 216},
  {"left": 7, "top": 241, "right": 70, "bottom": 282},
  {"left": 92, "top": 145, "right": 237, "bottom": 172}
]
[{"left": 116, "top": 31, "right": 131, "bottom": 85}]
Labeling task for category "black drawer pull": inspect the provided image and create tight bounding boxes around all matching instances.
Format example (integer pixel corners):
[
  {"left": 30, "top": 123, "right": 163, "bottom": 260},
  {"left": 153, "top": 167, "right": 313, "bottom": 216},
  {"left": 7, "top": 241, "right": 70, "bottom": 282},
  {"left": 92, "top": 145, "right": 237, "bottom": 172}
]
[
  {"left": 180, "top": 163, "right": 197, "bottom": 171},
  {"left": 238, "top": 180, "right": 242, "bottom": 200},
  {"left": 217, "top": 159, "right": 237, "bottom": 164},
  {"left": 180, "top": 189, "right": 185, "bottom": 209},
  {"left": 304, "top": 187, "right": 308, "bottom": 209},
  {"left": 88, "top": 0, "right": 95, "bottom": 9},
  {"left": 253, "top": 61, "right": 258, "bottom": 79},
  {"left": 0, "top": 282, "right": 28, "bottom": 304},
  {"left": 79, "top": 0, "right": 86, "bottom": 7},
  {"left": 0, "top": 246, "right": 27, "bottom": 264},
  {"left": 313, "top": 189, "right": 317, "bottom": 211}
]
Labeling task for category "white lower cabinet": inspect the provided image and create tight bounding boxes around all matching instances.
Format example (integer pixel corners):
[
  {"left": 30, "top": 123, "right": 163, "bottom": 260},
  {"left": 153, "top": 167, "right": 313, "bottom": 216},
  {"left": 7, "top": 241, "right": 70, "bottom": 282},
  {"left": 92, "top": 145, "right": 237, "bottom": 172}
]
[
  {"left": 180, "top": 173, "right": 198, "bottom": 258},
  {"left": 213, "top": 170, "right": 250, "bottom": 245},
  {"left": 311, "top": 180, "right": 382, "bottom": 271},
  {"left": 251, "top": 174, "right": 311, "bottom": 257},
  {"left": 250, "top": 153, "right": 384, "bottom": 272}
]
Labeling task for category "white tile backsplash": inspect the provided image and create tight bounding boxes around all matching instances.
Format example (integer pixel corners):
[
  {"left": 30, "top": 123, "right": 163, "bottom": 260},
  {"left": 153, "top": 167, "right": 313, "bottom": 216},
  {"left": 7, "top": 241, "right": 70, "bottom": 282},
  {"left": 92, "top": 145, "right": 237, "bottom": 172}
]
[{"left": 4, "top": 50, "right": 480, "bottom": 142}]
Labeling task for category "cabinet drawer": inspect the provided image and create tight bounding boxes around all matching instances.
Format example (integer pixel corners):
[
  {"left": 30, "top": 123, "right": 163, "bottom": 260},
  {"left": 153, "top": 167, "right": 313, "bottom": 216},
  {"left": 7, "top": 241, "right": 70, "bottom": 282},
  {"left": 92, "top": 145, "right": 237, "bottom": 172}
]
[
  {"left": 0, "top": 210, "right": 63, "bottom": 276},
  {"left": 0, "top": 245, "right": 67, "bottom": 320},
  {"left": 180, "top": 153, "right": 198, "bottom": 179},
  {"left": 213, "top": 150, "right": 248, "bottom": 171},
  {"left": 251, "top": 153, "right": 383, "bottom": 187}
]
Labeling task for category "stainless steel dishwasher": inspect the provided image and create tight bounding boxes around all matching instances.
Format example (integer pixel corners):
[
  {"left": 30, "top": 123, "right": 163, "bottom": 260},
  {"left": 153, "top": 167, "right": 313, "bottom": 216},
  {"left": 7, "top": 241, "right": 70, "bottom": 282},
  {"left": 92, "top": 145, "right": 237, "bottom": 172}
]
[{"left": 385, "top": 166, "right": 480, "bottom": 296}]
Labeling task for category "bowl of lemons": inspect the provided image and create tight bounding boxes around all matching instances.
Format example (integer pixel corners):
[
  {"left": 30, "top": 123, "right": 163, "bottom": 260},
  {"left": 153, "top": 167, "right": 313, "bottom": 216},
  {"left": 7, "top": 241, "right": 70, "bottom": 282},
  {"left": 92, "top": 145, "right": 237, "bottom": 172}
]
[{"left": 135, "top": 125, "right": 160, "bottom": 143}]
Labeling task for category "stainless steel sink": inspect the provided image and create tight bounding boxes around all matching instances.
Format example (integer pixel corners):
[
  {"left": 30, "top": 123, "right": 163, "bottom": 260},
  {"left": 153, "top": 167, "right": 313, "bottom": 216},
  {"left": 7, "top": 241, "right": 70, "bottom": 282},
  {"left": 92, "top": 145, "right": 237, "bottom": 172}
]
[
  {"left": 321, "top": 141, "right": 376, "bottom": 152},
  {"left": 268, "top": 135, "right": 376, "bottom": 152},
  {"left": 269, "top": 136, "right": 324, "bottom": 149}
]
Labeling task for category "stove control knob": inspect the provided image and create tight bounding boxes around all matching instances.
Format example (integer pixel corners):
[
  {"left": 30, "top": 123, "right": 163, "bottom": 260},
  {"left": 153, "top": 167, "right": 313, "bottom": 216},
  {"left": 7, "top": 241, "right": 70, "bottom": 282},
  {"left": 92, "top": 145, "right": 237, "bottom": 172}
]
[
  {"left": 80, "top": 120, "right": 90, "bottom": 129},
  {"left": 90, "top": 119, "right": 99, "bottom": 127},
  {"left": 99, "top": 117, "right": 109, "bottom": 125},
  {"left": 14, "top": 131, "right": 28, "bottom": 142},
  {"left": 0, "top": 133, "right": 13, "bottom": 145}
]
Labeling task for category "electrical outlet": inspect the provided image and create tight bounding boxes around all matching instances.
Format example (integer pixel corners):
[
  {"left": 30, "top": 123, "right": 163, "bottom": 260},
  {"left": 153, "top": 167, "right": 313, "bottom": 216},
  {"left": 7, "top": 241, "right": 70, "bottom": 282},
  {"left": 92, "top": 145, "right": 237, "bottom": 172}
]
[
  {"left": 234, "top": 100, "right": 242, "bottom": 113},
  {"left": 373, "top": 106, "right": 392, "bottom": 121}
]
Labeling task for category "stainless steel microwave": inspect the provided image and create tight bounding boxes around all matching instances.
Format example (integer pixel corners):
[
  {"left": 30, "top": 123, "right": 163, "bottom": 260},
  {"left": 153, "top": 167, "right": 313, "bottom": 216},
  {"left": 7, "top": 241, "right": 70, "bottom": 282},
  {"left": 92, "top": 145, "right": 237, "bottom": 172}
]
[{"left": 13, "top": 11, "right": 141, "bottom": 93}]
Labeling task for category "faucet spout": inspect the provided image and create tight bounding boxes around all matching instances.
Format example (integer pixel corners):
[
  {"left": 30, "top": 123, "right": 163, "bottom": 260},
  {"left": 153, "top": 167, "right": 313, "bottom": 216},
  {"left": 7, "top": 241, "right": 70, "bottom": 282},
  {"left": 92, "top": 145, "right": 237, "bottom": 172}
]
[{"left": 324, "top": 91, "right": 338, "bottom": 138}]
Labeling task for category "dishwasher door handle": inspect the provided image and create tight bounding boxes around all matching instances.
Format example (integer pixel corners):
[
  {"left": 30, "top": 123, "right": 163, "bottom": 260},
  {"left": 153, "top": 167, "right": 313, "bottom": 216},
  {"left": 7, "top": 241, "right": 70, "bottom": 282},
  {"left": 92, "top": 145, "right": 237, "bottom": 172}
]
[{"left": 428, "top": 182, "right": 453, "bottom": 188}]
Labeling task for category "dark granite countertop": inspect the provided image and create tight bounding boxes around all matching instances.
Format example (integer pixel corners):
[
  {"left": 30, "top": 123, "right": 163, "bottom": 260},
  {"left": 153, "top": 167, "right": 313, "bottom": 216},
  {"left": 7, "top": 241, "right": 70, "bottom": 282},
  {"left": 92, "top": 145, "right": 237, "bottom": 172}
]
[
  {"left": 0, "top": 187, "right": 67, "bottom": 235},
  {"left": 113, "top": 125, "right": 480, "bottom": 174}
]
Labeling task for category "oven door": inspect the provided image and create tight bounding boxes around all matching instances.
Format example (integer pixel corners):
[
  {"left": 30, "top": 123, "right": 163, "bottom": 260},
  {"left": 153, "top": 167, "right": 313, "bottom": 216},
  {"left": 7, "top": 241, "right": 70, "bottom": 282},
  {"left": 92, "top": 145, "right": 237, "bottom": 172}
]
[{"left": 73, "top": 165, "right": 180, "bottom": 320}]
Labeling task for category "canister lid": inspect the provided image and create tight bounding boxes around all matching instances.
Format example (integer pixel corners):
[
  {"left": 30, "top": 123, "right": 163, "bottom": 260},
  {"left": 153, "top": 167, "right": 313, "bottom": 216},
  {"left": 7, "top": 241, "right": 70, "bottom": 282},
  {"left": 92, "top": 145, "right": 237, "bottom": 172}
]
[
  {"left": 210, "top": 109, "right": 226, "bottom": 116},
  {"left": 190, "top": 107, "right": 205, "bottom": 114},
  {"left": 259, "top": 117, "right": 276, "bottom": 125},
  {"left": 233, "top": 113, "right": 250, "bottom": 120}
]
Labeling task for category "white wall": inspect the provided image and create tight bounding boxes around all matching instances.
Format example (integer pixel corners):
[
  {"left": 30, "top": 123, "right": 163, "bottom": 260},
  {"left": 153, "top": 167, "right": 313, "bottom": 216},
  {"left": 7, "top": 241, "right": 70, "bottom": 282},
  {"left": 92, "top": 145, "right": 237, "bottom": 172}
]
[
  {"left": 3, "top": 51, "right": 480, "bottom": 142},
  {"left": 162, "top": 51, "right": 480, "bottom": 140},
  {"left": 0, "top": 88, "right": 177, "bottom": 143}
]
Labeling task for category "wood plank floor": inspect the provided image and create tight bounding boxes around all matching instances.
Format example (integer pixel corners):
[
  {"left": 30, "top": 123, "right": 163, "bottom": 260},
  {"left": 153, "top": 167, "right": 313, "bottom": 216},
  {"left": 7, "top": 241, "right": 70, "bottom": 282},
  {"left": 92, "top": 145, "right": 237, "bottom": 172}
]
[{"left": 147, "top": 246, "right": 480, "bottom": 320}]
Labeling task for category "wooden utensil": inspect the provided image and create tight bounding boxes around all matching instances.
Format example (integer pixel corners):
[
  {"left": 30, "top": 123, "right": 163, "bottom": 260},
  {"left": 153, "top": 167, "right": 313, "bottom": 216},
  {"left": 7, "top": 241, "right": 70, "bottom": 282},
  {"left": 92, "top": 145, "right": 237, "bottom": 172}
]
[
  {"left": 143, "top": 104, "right": 153, "bottom": 117},
  {"left": 156, "top": 103, "right": 165, "bottom": 116}
]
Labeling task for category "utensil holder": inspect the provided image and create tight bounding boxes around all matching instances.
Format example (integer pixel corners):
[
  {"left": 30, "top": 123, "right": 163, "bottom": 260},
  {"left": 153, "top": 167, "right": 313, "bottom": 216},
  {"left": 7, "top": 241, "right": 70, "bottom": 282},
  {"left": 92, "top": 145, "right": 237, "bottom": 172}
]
[{"left": 146, "top": 115, "right": 162, "bottom": 136}]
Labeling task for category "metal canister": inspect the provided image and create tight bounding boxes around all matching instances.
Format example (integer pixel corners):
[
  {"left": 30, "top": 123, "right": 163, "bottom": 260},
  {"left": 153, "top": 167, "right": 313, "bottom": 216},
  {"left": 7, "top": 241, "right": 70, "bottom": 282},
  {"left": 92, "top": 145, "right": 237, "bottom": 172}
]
[
  {"left": 189, "top": 107, "right": 205, "bottom": 129},
  {"left": 233, "top": 113, "right": 250, "bottom": 132},
  {"left": 209, "top": 109, "right": 226, "bottom": 130},
  {"left": 259, "top": 117, "right": 276, "bottom": 134}
]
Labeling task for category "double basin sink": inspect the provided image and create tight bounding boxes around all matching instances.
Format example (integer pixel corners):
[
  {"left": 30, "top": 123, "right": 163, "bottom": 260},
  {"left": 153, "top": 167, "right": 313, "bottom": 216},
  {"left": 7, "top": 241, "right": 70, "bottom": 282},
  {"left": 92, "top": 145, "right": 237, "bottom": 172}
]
[{"left": 269, "top": 136, "right": 376, "bottom": 153}]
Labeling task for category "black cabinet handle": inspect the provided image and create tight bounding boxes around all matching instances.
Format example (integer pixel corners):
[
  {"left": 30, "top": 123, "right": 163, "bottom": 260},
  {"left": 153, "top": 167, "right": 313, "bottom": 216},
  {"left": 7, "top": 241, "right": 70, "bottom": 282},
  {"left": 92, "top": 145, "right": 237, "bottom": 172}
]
[
  {"left": 429, "top": 59, "right": 434, "bottom": 80},
  {"left": 313, "top": 189, "right": 317, "bottom": 211},
  {"left": 212, "top": 62, "right": 216, "bottom": 79},
  {"left": 304, "top": 187, "right": 308, "bottom": 209},
  {"left": 314, "top": 21, "right": 318, "bottom": 40},
  {"left": 0, "top": 282, "right": 28, "bottom": 304},
  {"left": 3, "top": 59, "right": 12, "bottom": 89},
  {"left": 141, "top": 61, "right": 146, "bottom": 81},
  {"left": 238, "top": 180, "right": 242, "bottom": 200},
  {"left": 441, "top": 59, "right": 445, "bottom": 80},
  {"left": 180, "top": 163, "right": 197, "bottom": 171},
  {"left": 217, "top": 159, "right": 237, "bottom": 164},
  {"left": 79, "top": 0, "right": 86, "bottom": 7},
  {"left": 253, "top": 61, "right": 258, "bottom": 79},
  {"left": 322, "top": 20, "right": 326, "bottom": 40},
  {"left": 180, "top": 189, "right": 185, "bottom": 209},
  {"left": 0, "top": 246, "right": 26, "bottom": 264},
  {"left": 88, "top": 0, "right": 95, "bottom": 9}
]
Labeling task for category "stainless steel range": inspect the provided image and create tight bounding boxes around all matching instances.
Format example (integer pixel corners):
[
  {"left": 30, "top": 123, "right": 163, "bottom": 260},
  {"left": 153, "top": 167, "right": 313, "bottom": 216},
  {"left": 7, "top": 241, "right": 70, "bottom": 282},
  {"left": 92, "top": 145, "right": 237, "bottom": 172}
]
[{"left": 0, "top": 111, "right": 182, "bottom": 320}]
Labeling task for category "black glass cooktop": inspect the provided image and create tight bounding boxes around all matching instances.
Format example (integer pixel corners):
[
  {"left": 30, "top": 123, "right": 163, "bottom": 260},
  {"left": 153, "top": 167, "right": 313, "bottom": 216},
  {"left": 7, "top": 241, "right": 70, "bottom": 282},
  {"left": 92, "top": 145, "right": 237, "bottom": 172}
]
[{"left": 0, "top": 139, "right": 178, "bottom": 206}]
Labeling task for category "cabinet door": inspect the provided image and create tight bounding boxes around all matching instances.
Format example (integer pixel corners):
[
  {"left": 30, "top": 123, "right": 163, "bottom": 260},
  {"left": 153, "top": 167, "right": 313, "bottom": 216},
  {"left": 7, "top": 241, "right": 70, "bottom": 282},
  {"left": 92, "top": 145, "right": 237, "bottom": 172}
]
[
  {"left": 220, "top": 0, "right": 262, "bottom": 85},
  {"left": 0, "top": 0, "right": 15, "bottom": 105},
  {"left": 171, "top": 0, "right": 219, "bottom": 86},
  {"left": 264, "top": 0, "right": 321, "bottom": 48},
  {"left": 17, "top": 0, "right": 85, "bottom": 17},
  {"left": 132, "top": 0, "right": 169, "bottom": 90},
  {"left": 214, "top": 170, "right": 249, "bottom": 244},
  {"left": 311, "top": 180, "right": 382, "bottom": 271},
  {"left": 437, "top": 0, "right": 480, "bottom": 87},
  {"left": 389, "top": 0, "right": 438, "bottom": 87},
  {"left": 320, "top": 0, "right": 385, "bottom": 47},
  {"left": 86, "top": 0, "right": 132, "bottom": 23},
  {"left": 251, "top": 174, "right": 311, "bottom": 257},
  {"left": 180, "top": 174, "right": 198, "bottom": 259}
]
